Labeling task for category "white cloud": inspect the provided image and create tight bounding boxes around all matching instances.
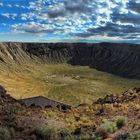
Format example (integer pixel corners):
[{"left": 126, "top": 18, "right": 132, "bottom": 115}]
[
  {"left": 0, "top": 0, "right": 140, "bottom": 41},
  {"left": 0, "top": 3, "right": 3, "bottom": 7}
]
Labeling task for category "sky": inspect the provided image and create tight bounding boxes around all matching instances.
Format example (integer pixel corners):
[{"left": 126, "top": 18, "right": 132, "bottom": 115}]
[{"left": 0, "top": 0, "right": 140, "bottom": 43}]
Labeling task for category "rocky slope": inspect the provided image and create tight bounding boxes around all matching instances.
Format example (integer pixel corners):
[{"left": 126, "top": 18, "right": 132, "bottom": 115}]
[
  {"left": 1, "top": 42, "right": 140, "bottom": 79},
  {"left": 0, "top": 85, "right": 140, "bottom": 140}
]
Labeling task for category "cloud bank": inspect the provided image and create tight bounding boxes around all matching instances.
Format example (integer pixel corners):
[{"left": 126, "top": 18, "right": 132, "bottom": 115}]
[{"left": 0, "top": 0, "right": 140, "bottom": 42}]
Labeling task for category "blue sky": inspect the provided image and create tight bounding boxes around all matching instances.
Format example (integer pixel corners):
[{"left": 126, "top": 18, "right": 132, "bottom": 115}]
[{"left": 0, "top": 0, "right": 140, "bottom": 43}]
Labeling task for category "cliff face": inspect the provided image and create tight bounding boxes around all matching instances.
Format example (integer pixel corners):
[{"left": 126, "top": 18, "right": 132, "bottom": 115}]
[
  {"left": 1, "top": 42, "right": 140, "bottom": 79},
  {"left": 22, "top": 42, "right": 140, "bottom": 79}
]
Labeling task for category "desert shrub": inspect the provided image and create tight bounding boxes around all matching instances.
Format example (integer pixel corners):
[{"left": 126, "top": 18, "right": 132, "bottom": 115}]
[
  {"left": 73, "top": 128, "right": 81, "bottom": 135},
  {"left": 91, "top": 125, "right": 97, "bottom": 132},
  {"left": 5, "top": 104, "right": 20, "bottom": 115},
  {"left": 116, "top": 116, "right": 127, "bottom": 129},
  {"left": 99, "top": 120, "right": 117, "bottom": 133},
  {"left": 126, "top": 133, "right": 140, "bottom": 140},
  {"left": 133, "top": 133, "right": 140, "bottom": 140},
  {"left": 116, "top": 132, "right": 140, "bottom": 140},
  {"left": 95, "top": 120, "right": 117, "bottom": 139},
  {"left": 60, "top": 129, "right": 75, "bottom": 140},
  {"left": 93, "top": 137, "right": 102, "bottom": 140},
  {"left": 95, "top": 128, "right": 109, "bottom": 139},
  {"left": 79, "top": 134, "right": 94, "bottom": 140},
  {"left": 0, "top": 127, "right": 11, "bottom": 140},
  {"left": 134, "top": 132, "right": 140, "bottom": 140},
  {"left": 35, "top": 126, "right": 58, "bottom": 140},
  {"left": 116, "top": 133, "right": 130, "bottom": 140}
]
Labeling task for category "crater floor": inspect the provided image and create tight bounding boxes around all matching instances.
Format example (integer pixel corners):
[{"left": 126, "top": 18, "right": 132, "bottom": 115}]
[{"left": 0, "top": 42, "right": 140, "bottom": 106}]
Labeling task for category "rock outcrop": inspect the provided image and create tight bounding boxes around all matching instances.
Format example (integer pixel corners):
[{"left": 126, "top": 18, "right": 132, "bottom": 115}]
[
  {"left": 95, "top": 87, "right": 140, "bottom": 104},
  {"left": 1, "top": 42, "right": 140, "bottom": 79},
  {"left": 0, "top": 85, "right": 17, "bottom": 105}
]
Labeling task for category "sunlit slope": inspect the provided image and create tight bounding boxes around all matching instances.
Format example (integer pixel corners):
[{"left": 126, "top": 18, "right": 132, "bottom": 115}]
[{"left": 0, "top": 42, "right": 140, "bottom": 106}]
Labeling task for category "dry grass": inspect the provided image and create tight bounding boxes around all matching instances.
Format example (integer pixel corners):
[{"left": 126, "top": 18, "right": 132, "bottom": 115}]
[{"left": 0, "top": 61, "right": 140, "bottom": 106}]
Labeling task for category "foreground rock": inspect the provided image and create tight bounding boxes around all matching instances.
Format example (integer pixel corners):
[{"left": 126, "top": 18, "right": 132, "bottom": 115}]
[{"left": 0, "top": 85, "right": 17, "bottom": 105}]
